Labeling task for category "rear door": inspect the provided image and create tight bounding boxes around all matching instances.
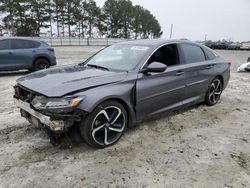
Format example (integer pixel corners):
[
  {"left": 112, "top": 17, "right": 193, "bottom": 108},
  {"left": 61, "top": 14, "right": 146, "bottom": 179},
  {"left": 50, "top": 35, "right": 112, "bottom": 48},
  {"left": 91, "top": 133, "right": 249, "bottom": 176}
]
[
  {"left": 179, "top": 43, "right": 215, "bottom": 101},
  {"left": 10, "top": 39, "right": 40, "bottom": 69},
  {"left": 136, "top": 44, "right": 187, "bottom": 120}
]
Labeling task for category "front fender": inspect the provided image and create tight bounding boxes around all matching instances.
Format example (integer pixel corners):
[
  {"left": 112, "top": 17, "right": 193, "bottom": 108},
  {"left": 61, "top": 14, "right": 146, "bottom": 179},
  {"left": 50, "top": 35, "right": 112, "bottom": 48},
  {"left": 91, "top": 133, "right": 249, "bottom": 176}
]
[{"left": 76, "top": 80, "right": 137, "bottom": 125}]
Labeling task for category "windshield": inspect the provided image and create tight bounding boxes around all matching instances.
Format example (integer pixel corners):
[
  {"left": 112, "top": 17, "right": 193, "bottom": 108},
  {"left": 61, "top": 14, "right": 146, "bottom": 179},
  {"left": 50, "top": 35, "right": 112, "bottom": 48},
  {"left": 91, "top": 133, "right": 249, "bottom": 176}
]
[{"left": 85, "top": 44, "right": 151, "bottom": 71}]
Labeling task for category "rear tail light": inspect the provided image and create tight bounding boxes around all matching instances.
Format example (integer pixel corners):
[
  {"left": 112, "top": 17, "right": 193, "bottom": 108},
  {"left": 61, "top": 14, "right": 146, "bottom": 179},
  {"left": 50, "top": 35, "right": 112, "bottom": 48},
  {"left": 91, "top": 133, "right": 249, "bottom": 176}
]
[
  {"left": 227, "top": 61, "right": 232, "bottom": 67},
  {"left": 48, "top": 48, "right": 54, "bottom": 52}
]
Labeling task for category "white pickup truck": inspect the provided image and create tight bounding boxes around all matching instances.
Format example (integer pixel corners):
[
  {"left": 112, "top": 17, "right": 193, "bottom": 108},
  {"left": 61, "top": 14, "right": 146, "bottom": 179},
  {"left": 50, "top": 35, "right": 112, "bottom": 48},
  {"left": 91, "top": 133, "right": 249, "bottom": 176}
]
[
  {"left": 238, "top": 56, "right": 250, "bottom": 72},
  {"left": 240, "top": 43, "right": 250, "bottom": 50}
]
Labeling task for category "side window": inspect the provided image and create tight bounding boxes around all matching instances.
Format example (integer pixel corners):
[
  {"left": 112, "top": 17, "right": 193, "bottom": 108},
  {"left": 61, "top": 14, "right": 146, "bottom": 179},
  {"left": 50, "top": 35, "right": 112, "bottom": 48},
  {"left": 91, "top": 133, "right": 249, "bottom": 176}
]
[
  {"left": 11, "top": 39, "right": 40, "bottom": 49},
  {"left": 11, "top": 39, "right": 25, "bottom": 49},
  {"left": 0, "top": 40, "right": 11, "bottom": 50},
  {"left": 147, "top": 44, "right": 179, "bottom": 67},
  {"left": 181, "top": 44, "right": 206, "bottom": 63},
  {"left": 28, "top": 41, "right": 41, "bottom": 48}
]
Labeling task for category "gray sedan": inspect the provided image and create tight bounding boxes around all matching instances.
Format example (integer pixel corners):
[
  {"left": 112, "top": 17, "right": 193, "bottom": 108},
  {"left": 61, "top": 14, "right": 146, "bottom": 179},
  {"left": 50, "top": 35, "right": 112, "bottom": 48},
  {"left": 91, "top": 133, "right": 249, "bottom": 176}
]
[
  {"left": 0, "top": 38, "right": 56, "bottom": 71},
  {"left": 14, "top": 39, "right": 230, "bottom": 148}
]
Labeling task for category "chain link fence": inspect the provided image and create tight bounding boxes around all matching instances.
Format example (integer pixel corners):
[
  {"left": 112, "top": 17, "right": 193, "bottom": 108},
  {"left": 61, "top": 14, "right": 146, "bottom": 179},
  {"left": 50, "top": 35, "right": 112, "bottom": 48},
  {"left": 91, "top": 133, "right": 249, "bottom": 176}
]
[{"left": 0, "top": 37, "right": 131, "bottom": 46}]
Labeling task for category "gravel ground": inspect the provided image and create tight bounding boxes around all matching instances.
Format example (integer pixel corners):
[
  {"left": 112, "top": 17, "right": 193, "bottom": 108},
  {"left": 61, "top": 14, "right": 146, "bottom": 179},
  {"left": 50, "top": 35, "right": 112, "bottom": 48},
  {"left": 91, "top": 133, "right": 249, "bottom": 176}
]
[{"left": 0, "top": 46, "right": 250, "bottom": 188}]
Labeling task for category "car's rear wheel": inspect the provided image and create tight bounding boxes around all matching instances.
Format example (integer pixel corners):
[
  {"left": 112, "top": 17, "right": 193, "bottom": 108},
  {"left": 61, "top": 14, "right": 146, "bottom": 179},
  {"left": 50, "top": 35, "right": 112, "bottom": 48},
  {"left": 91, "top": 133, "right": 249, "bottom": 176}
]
[
  {"left": 205, "top": 77, "right": 223, "bottom": 106},
  {"left": 33, "top": 58, "right": 50, "bottom": 71},
  {"left": 79, "top": 100, "right": 127, "bottom": 149}
]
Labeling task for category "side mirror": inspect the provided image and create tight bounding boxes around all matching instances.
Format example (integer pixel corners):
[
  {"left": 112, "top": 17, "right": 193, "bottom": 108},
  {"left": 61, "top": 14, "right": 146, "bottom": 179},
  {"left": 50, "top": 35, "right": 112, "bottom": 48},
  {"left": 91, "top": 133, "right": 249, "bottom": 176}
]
[{"left": 140, "top": 62, "right": 167, "bottom": 73}]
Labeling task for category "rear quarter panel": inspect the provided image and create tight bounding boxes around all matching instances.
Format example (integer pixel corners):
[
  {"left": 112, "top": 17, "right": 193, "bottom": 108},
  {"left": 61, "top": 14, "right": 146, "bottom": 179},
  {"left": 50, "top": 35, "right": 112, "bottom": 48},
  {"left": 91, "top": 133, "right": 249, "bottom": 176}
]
[
  {"left": 32, "top": 48, "right": 56, "bottom": 66},
  {"left": 213, "top": 57, "right": 230, "bottom": 90}
]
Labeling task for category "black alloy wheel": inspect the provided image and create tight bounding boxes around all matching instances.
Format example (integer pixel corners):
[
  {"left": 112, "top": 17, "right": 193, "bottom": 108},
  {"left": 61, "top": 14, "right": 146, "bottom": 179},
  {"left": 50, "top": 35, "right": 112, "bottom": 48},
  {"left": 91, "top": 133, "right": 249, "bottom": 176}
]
[
  {"left": 33, "top": 58, "right": 50, "bottom": 71},
  {"left": 80, "top": 100, "right": 127, "bottom": 148},
  {"left": 205, "top": 77, "right": 223, "bottom": 106}
]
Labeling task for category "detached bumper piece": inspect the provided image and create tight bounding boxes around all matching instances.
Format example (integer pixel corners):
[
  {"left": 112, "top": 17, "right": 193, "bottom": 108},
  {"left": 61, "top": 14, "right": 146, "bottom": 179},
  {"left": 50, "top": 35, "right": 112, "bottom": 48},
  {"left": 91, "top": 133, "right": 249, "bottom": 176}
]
[{"left": 15, "top": 98, "right": 70, "bottom": 132}]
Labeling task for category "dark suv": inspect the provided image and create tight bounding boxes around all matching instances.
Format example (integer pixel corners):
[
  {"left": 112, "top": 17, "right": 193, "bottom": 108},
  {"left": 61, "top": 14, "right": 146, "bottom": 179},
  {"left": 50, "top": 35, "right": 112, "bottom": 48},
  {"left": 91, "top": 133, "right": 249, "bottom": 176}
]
[{"left": 0, "top": 38, "right": 56, "bottom": 71}]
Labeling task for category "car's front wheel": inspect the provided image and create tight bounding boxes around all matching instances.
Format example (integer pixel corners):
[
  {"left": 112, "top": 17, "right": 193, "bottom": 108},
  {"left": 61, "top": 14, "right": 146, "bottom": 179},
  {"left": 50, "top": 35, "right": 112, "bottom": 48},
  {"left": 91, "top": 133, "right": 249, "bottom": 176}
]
[
  {"left": 79, "top": 100, "right": 127, "bottom": 149},
  {"left": 205, "top": 77, "right": 223, "bottom": 106}
]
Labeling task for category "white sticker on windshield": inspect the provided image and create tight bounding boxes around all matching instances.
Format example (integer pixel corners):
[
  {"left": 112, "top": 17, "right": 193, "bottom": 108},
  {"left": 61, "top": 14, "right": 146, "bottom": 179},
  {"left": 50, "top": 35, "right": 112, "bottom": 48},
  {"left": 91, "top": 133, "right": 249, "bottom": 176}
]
[{"left": 131, "top": 46, "right": 149, "bottom": 51}]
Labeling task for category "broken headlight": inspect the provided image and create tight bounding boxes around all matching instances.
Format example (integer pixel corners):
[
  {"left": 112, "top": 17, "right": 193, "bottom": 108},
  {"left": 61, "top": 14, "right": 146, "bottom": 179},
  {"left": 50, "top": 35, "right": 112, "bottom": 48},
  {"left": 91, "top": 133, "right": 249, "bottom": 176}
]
[{"left": 31, "top": 96, "right": 85, "bottom": 113}]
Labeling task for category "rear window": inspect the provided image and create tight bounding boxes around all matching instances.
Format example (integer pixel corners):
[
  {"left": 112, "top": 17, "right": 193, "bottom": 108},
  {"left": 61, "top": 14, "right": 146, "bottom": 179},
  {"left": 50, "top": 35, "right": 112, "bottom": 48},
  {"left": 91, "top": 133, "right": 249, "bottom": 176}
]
[
  {"left": 181, "top": 44, "right": 206, "bottom": 63},
  {"left": 11, "top": 39, "right": 41, "bottom": 49},
  {"left": 40, "top": 41, "right": 49, "bottom": 46},
  {"left": 29, "top": 41, "right": 41, "bottom": 48},
  {"left": 0, "top": 40, "right": 11, "bottom": 50},
  {"left": 204, "top": 48, "right": 216, "bottom": 60}
]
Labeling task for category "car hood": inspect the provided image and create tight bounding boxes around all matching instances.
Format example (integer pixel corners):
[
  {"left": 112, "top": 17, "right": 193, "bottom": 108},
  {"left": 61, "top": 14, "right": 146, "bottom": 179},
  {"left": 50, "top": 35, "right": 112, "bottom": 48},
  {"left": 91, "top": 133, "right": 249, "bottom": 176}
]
[{"left": 17, "top": 65, "right": 128, "bottom": 97}]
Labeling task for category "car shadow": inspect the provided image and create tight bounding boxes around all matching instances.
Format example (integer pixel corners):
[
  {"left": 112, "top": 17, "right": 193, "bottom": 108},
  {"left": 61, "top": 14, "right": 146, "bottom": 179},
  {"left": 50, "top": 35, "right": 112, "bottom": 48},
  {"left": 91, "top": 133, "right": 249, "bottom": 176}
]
[
  {"left": 9, "top": 103, "right": 206, "bottom": 162},
  {"left": 55, "top": 103, "right": 205, "bottom": 150},
  {"left": 5, "top": 103, "right": 205, "bottom": 169},
  {"left": 0, "top": 70, "right": 31, "bottom": 77},
  {"left": 127, "top": 103, "right": 205, "bottom": 134}
]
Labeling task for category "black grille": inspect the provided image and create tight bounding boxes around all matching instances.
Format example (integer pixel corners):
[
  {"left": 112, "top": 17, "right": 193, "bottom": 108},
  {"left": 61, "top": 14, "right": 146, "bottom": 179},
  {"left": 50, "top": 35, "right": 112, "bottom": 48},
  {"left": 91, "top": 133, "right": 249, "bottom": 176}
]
[{"left": 14, "top": 85, "right": 34, "bottom": 102}]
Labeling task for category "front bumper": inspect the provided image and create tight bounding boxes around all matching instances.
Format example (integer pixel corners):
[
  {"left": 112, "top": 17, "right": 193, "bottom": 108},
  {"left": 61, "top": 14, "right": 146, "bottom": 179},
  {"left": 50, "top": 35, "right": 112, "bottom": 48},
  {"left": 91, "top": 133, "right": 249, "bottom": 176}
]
[{"left": 14, "top": 98, "right": 65, "bottom": 132}]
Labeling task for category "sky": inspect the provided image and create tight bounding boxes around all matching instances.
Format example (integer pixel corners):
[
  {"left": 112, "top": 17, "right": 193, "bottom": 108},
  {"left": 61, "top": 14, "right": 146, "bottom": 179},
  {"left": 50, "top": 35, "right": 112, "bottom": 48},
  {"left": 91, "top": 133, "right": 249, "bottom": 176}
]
[{"left": 95, "top": 0, "right": 250, "bottom": 42}]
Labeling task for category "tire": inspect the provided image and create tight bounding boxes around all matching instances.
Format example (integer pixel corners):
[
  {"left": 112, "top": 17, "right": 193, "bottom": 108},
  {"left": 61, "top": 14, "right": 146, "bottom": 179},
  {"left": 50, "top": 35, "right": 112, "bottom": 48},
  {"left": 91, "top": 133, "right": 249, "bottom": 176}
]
[
  {"left": 205, "top": 77, "right": 223, "bottom": 106},
  {"left": 79, "top": 100, "right": 128, "bottom": 149},
  {"left": 245, "top": 68, "right": 250, "bottom": 72},
  {"left": 33, "top": 58, "right": 50, "bottom": 71}
]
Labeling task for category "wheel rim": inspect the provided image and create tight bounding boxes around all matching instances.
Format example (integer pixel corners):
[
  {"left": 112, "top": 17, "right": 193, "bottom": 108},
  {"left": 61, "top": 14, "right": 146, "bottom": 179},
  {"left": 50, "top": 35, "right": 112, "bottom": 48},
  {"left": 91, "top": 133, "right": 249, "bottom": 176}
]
[
  {"left": 35, "top": 60, "right": 48, "bottom": 70},
  {"left": 208, "top": 79, "right": 222, "bottom": 104},
  {"left": 91, "top": 106, "right": 125, "bottom": 146}
]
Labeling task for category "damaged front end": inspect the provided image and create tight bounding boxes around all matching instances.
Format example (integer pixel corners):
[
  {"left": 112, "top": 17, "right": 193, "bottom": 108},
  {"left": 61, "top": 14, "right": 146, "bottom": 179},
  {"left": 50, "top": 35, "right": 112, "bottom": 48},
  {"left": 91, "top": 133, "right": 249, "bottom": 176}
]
[{"left": 14, "top": 85, "right": 87, "bottom": 145}]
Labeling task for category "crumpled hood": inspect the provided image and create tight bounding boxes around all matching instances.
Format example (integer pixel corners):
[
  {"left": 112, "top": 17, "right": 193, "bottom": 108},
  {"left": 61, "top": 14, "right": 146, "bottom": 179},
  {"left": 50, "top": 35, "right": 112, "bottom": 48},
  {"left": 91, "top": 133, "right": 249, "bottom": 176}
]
[{"left": 17, "top": 65, "right": 128, "bottom": 97}]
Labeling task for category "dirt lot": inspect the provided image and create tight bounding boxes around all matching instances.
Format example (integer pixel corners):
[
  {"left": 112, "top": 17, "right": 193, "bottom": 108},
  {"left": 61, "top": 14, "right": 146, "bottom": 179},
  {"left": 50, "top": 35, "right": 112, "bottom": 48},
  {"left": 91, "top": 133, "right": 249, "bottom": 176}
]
[{"left": 0, "top": 46, "right": 250, "bottom": 188}]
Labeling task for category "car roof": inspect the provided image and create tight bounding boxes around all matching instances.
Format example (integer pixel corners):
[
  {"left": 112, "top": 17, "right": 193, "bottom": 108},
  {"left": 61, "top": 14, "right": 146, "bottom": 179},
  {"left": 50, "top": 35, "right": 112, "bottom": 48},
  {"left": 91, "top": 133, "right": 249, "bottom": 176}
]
[
  {"left": 120, "top": 38, "right": 199, "bottom": 47},
  {"left": 0, "top": 37, "right": 44, "bottom": 43}
]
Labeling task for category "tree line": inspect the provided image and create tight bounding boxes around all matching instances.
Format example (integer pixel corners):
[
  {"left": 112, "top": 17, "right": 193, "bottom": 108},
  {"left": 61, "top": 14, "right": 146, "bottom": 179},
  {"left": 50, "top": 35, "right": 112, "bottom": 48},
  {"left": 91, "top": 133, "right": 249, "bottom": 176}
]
[{"left": 0, "top": 0, "right": 163, "bottom": 39}]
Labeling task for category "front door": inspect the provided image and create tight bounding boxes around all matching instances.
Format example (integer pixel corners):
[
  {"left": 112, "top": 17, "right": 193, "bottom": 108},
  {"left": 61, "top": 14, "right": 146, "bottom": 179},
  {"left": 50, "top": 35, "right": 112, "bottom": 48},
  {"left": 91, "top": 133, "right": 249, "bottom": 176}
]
[
  {"left": 0, "top": 39, "right": 15, "bottom": 70},
  {"left": 136, "top": 44, "right": 187, "bottom": 120}
]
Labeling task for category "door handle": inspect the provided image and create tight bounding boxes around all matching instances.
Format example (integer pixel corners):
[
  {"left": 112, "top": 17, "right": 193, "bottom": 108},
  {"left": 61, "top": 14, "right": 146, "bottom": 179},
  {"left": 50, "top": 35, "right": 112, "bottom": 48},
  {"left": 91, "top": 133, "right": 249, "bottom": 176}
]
[
  {"left": 205, "top": 65, "right": 214, "bottom": 69},
  {"left": 175, "top": 71, "right": 184, "bottom": 76},
  {"left": 8, "top": 52, "right": 13, "bottom": 55}
]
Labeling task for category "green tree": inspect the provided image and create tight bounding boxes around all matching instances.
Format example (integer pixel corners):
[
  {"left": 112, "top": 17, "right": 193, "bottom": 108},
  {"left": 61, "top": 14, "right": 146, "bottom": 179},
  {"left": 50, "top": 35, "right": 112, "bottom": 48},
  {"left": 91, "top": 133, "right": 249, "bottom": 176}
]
[
  {"left": 28, "top": 0, "right": 51, "bottom": 36},
  {"left": 2, "top": 0, "right": 32, "bottom": 36},
  {"left": 51, "top": 0, "right": 62, "bottom": 37},
  {"left": 131, "top": 5, "right": 144, "bottom": 39},
  {"left": 103, "top": 0, "right": 162, "bottom": 39},
  {"left": 0, "top": 0, "right": 162, "bottom": 38},
  {"left": 0, "top": 0, "right": 24, "bottom": 35},
  {"left": 53, "top": 0, "right": 67, "bottom": 37},
  {"left": 118, "top": 0, "right": 133, "bottom": 38},
  {"left": 65, "top": 0, "right": 73, "bottom": 37},
  {"left": 1, "top": 0, "right": 52, "bottom": 36},
  {"left": 82, "top": 0, "right": 101, "bottom": 38},
  {"left": 103, "top": 0, "right": 120, "bottom": 38},
  {"left": 138, "top": 9, "right": 162, "bottom": 39},
  {"left": 71, "top": 0, "right": 84, "bottom": 37}
]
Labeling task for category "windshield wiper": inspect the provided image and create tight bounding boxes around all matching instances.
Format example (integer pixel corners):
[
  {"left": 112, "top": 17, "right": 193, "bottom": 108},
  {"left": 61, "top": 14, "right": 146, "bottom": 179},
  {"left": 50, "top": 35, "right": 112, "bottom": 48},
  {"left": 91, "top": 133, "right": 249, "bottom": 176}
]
[{"left": 87, "top": 64, "right": 110, "bottom": 71}]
